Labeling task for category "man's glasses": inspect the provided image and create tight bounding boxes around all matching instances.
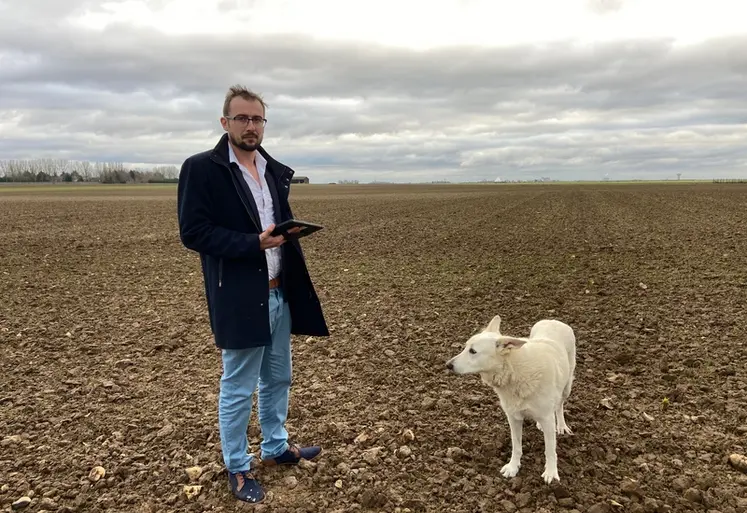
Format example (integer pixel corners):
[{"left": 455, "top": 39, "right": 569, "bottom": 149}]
[{"left": 226, "top": 115, "right": 267, "bottom": 127}]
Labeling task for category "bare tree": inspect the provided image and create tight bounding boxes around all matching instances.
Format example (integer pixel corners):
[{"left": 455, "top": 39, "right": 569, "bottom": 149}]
[
  {"left": 79, "top": 161, "right": 93, "bottom": 181},
  {"left": 153, "top": 165, "right": 178, "bottom": 179}
]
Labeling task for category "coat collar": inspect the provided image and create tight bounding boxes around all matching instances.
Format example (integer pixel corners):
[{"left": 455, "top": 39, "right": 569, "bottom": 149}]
[{"left": 210, "top": 133, "right": 294, "bottom": 182}]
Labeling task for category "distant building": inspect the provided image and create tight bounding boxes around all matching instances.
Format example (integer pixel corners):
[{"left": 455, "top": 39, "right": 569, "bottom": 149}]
[{"left": 291, "top": 176, "right": 310, "bottom": 184}]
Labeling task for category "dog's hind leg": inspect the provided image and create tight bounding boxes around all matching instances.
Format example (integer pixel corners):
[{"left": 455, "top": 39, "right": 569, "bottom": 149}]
[
  {"left": 556, "top": 376, "right": 574, "bottom": 435},
  {"left": 500, "top": 415, "right": 524, "bottom": 479},
  {"left": 538, "top": 414, "right": 560, "bottom": 484},
  {"left": 555, "top": 401, "right": 572, "bottom": 435},
  {"left": 563, "top": 372, "right": 574, "bottom": 401}
]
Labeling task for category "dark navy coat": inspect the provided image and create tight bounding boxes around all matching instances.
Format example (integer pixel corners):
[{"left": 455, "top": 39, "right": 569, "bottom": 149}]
[{"left": 176, "top": 133, "right": 329, "bottom": 349}]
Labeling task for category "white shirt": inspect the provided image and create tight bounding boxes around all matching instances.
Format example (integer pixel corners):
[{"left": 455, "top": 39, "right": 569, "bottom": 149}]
[{"left": 227, "top": 142, "right": 281, "bottom": 281}]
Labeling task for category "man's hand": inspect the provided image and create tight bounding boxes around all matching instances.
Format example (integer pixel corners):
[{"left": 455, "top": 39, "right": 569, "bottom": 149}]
[
  {"left": 259, "top": 224, "right": 303, "bottom": 250},
  {"left": 259, "top": 224, "right": 286, "bottom": 250}
]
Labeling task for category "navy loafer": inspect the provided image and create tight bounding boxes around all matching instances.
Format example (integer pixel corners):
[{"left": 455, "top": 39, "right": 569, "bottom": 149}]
[
  {"left": 228, "top": 470, "right": 265, "bottom": 504},
  {"left": 263, "top": 443, "right": 322, "bottom": 466}
]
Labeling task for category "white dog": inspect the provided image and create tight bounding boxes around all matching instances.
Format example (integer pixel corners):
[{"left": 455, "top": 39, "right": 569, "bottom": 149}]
[{"left": 445, "top": 314, "right": 576, "bottom": 484}]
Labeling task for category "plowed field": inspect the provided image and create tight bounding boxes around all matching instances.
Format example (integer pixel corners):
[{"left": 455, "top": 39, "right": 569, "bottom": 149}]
[{"left": 1, "top": 182, "right": 746, "bottom": 513}]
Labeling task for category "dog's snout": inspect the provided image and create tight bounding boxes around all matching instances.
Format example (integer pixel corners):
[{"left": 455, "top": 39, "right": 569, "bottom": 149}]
[{"left": 446, "top": 361, "right": 454, "bottom": 371}]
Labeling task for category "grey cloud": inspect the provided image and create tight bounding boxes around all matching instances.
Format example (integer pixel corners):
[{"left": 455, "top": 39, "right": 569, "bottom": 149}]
[
  {"left": 0, "top": 0, "right": 95, "bottom": 20},
  {"left": 0, "top": 8, "right": 745, "bottom": 182}
]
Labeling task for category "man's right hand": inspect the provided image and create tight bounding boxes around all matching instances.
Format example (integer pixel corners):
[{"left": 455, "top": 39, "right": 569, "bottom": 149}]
[{"left": 259, "top": 224, "right": 287, "bottom": 250}]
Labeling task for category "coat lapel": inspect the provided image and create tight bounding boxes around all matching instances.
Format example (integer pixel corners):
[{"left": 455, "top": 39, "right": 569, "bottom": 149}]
[{"left": 210, "top": 134, "right": 295, "bottom": 233}]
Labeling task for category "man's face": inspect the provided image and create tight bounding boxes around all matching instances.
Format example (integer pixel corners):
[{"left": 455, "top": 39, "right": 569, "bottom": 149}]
[{"left": 221, "top": 97, "right": 265, "bottom": 152}]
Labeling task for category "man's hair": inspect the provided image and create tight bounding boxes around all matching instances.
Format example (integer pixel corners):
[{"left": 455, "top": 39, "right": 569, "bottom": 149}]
[{"left": 222, "top": 85, "right": 267, "bottom": 117}]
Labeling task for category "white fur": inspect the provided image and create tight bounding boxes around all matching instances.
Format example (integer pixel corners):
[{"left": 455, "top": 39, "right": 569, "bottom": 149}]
[{"left": 445, "top": 314, "right": 576, "bottom": 484}]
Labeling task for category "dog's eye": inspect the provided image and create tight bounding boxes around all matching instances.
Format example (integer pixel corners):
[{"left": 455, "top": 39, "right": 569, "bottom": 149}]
[{"left": 469, "top": 348, "right": 476, "bottom": 354}]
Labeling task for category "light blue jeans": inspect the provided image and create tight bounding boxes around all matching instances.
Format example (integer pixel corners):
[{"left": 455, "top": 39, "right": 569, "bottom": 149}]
[{"left": 218, "top": 287, "right": 292, "bottom": 473}]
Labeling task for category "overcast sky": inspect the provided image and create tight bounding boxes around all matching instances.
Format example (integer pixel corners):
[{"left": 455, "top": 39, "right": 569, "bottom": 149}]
[{"left": 1, "top": 0, "right": 746, "bottom": 183}]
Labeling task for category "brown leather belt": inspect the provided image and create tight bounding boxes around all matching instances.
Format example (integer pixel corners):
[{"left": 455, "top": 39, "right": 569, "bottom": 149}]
[{"left": 269, "top": 277, "right": 281, "bottom": 289}]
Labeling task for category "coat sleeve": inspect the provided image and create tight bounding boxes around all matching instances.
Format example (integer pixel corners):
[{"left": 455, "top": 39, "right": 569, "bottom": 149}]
[{"left": 177, "top": 157, "right": 261, "bottom": 258}]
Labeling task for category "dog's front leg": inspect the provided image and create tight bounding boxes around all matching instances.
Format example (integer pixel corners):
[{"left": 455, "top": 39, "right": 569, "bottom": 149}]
[
  {"left": 537, "top": 415, "right": 560, "bottom": 483},
  {"left": 500, "top": 414, "right": 523, "bottom": 478}
]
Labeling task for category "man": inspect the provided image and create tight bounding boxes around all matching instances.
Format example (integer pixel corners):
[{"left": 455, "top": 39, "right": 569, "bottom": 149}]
[{"left": 176, "top": 85, "right": 329, "bottom": 504}]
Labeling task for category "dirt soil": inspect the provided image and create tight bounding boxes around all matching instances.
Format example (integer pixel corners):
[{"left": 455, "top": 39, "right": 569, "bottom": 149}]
[{"left": 1, "top": 182, "right": 747, "bottom": 513}]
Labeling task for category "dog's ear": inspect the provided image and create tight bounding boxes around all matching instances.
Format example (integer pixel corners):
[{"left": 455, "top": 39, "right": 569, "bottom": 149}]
[
  {"left": 497, "top": 336, "right": 526, "bottom": 350},
  {"left": 485, "top": 314, "right": 502, "bottom": 333}
]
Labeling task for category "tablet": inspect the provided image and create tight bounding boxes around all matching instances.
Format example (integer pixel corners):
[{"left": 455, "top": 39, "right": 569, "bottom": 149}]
[{"left": 270, "top": 218, "right": 324, "bottom": 239}]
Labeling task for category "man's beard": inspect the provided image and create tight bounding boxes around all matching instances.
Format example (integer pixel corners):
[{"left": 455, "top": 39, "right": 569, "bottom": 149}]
[{"left": 229, "top": 132, "right": 262, "bottom": 152}]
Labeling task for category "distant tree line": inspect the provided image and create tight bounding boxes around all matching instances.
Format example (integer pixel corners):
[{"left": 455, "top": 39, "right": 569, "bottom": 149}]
[
  {"left": 0, "top": 159, "right": 179, "bottom": 183},
  {"left": 712, "top": 178, "right": 746, "bottom": 183}
]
